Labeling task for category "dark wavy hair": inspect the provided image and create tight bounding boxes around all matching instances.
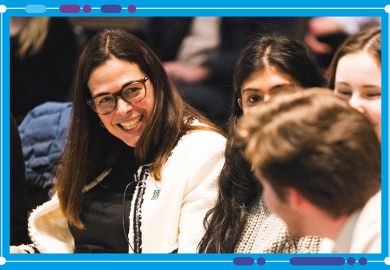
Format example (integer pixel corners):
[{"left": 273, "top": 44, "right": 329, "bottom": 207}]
[
  {"left": 56, "top": 29, "right": 222, "bottom": 228},
  {"left": 198, "top": 35, "right": 325, "bottom": 252}
]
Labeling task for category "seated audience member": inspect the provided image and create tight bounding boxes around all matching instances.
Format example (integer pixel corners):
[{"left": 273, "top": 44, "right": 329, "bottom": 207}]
[
  {"left": 328, "top": 27, "right": 381, "bottom": 139},
  {"left": 11, "top": 29, "right": 225, "bottom": 253},
  {"left": 237, "top": 89, "right": 381, "bottom": 253},
  {"left": 198, "top": 35, "right": 326, "bottom": 253}
]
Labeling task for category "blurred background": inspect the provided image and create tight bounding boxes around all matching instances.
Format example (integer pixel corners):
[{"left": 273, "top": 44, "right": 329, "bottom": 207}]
[{"left": 11, "top": 16, "right": 380, "bottom": 126}]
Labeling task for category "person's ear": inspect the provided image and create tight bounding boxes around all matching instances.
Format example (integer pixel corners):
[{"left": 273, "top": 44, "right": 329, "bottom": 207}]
[
  {"left": 285, "top": 187, "right": 306, "bottom": 211},
  {"left": 237, "top": 98, "right": 243, "bottom": 110}
]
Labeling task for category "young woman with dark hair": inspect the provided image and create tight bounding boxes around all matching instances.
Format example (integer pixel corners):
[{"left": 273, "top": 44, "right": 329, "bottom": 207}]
[
  {"left": 12, "top": 29, "right": 225, "bottom": 253},
  {"left": 199, "top": 35, "right": 326, "bottom": 253}
]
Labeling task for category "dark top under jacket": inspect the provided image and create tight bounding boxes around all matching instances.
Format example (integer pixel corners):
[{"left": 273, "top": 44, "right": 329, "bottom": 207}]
[{"left": 69, "top": 146, "right": 139, "bottom": 253}]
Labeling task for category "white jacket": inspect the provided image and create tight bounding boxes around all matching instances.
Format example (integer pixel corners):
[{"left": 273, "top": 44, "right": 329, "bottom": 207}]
[
  {"left": 28, "top": 129, "right": 226, "bottom": 253},
  {"left": 333, "top": 191, "right": 381, "bottom": 253}
]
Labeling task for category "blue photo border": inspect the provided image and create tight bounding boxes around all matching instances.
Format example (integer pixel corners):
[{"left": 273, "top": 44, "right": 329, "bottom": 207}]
[{"left": 0, "top": 0, "right": 389, "bottom": 269}]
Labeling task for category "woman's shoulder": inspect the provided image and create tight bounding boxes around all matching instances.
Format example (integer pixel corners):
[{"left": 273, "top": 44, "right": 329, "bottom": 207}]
[
  {"left": 178, "top": 127, "right": 226, "bottom": 153},
  {"left": 185, "top": 127, "right": 225, "bottom": 141},
  {"left": 162, "top": 124, "right": 226, "bottom": 171},
  {"left": 237, "top": 199, "right": 322, "bottom": 253},
  {"left": 183, "top": 119, "right": 226, "bottom": 144}
]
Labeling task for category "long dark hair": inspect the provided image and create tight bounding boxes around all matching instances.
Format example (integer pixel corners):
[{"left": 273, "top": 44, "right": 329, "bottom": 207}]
[
  {"left": 198, "top": 35, "right": 325, "bottom": 252},
  {"left": 56, "top": 29, "right": 222, "bottom": 228}
]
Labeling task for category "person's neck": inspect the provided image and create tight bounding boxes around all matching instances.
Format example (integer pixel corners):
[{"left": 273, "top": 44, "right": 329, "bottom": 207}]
[
  {"left": 303, "top": 210, "right": 349, "bottom": 240},
  {"left": 321, "top": 215, "right": 349, "bottom": 240}
]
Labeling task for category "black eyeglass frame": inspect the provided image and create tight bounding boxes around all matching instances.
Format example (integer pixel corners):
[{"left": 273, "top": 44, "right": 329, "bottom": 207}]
[{"left": 87, "top": 76, "right": 149, "bottom": 115}]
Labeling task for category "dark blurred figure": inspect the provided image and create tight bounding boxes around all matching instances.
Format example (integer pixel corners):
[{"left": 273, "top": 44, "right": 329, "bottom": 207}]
[
  {"left": 304, "top": 16, "right": 380, "bottom": 69},
  {"left": 11, "top": 17, "right": 78, "bottom": 124},
  {"left": 10, "top": 114, "right": 29, "bottom": 245},
  {"left": 147, "top": 17, "right": 303, "bottom": 128}
]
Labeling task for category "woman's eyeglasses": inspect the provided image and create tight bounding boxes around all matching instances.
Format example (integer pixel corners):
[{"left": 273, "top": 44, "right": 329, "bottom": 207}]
[{"left": 87, "top": 76, "right": 149, "bottom": 115}]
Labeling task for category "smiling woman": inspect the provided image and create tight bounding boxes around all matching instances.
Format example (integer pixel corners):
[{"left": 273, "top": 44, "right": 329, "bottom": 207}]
[
  {"left": 11, "top": 29, "right": 226, "bottom": 254},
  {"left": 328, "top": 27, "right": 381, "bottom": 138},
  {"left": 87, "top": 59, "right": 154, "bottom": 147}
]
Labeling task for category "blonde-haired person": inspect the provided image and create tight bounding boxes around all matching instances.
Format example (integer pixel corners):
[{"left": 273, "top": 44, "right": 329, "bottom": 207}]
[
  {"left": 11, "top": 17, "right": 78, "bottom": 123},
  {"left": 328, "top": 27, "right": 381, "bottom": 139},
  {"left": 11, "top": 17, "right": 50, "bottom": 57}
]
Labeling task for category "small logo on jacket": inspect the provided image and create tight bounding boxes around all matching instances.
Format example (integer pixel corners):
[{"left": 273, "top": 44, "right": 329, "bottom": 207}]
[{"left": 151, "top": 189, "right": 160, "bottom": 200}]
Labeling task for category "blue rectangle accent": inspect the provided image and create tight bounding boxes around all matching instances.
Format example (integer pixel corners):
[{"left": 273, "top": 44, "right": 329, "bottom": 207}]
[{"left": 25, "top": 4, "right": 46, "bottom": 13}]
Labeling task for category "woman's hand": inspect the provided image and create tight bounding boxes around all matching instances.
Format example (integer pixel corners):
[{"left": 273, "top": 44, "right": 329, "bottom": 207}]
[{"left": 10, "top": 244, "right": 37, "bottom": 253}]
